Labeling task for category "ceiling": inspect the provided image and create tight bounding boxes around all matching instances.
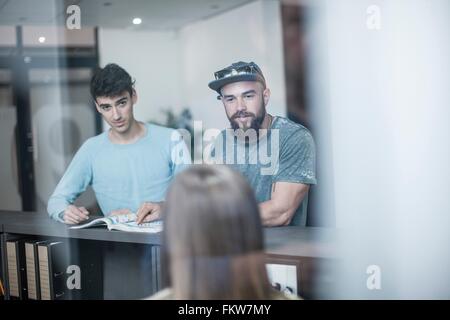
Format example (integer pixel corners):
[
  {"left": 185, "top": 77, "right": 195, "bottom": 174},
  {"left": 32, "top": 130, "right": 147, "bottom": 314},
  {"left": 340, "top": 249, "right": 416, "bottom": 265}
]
[{"left": 0, "top": 0, "right": 257, "bottom": 30}]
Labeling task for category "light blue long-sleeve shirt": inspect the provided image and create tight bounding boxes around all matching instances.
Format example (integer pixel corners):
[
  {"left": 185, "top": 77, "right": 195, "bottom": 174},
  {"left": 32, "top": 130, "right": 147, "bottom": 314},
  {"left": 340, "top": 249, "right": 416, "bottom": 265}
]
[{"left": 47, "top": 123, "right": 191, "bottom": 222}]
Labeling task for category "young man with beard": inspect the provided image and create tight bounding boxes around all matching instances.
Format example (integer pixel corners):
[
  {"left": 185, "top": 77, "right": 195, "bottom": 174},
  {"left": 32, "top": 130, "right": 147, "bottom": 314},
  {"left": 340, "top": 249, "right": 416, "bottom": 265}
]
[
  {"left": 208, "top": 61, "right": 316, "bottom": 226},
  {"left": 47, "top": 63, "right": 190, "bottom": 224}
]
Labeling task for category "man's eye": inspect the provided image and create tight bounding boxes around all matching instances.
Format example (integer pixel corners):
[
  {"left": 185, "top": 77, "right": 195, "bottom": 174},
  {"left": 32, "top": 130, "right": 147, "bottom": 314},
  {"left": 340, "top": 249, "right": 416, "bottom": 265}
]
[
  {"left": 102, "top": 106, "right": 111, "bottom": 111},
  {"left": 119, "top": 101, "right": 126, "bottom": 106},
  {"left": 244, "top": 94, "right": 255, "bottom": 99},
  {"left": 225, "top": 97, "right": 235, "bottom": 102}
]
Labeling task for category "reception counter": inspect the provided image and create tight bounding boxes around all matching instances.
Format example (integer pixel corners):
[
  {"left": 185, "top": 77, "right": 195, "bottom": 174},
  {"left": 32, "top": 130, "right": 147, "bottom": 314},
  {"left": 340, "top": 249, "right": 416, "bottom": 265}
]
[{"left": 0, "top": 210, "right": 337, "bottom": 299}]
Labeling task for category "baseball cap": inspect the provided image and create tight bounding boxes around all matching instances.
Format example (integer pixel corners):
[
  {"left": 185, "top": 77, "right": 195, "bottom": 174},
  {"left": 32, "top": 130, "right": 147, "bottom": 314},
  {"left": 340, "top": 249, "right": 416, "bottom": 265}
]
[{"left": 208, "top": 61, "right": 266, "bottom": 94}]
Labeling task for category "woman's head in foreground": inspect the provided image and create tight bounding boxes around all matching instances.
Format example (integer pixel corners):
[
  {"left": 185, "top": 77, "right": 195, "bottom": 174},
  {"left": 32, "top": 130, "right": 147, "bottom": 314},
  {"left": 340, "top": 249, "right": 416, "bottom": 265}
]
[{"left": 162, "top": 164, "right": 271, "bottom": 299}]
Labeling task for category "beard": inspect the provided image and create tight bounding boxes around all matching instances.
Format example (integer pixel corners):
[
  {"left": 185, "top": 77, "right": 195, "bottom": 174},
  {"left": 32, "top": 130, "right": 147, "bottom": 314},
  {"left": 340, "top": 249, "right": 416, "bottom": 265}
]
[{"left": 229, "top": 106, "right": 266, "bottom": 132}]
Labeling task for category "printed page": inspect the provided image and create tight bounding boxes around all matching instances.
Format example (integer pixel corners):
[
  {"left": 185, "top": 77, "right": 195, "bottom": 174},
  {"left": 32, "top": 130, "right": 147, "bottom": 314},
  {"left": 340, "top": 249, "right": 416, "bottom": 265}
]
[
  {"left": 109, "top": 220, "right": 163, "bottom": 233},
  {"left": 106, "top": 213, "right": 138, "bottom": 224}
]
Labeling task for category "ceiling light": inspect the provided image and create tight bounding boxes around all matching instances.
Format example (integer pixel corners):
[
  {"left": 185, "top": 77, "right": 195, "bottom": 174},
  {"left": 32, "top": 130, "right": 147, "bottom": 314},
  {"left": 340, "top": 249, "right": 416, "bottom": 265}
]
[
  {"left": 132, "top": 17, "right": 142, "bottom": 25},
  {"left": 38, "top": 36, "right": 46, "bottom": 43}
]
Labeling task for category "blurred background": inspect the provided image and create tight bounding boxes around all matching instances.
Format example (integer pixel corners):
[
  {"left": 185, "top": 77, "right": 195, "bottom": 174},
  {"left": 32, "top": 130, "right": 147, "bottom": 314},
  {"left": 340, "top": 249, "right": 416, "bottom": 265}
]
[{"left": 0, "top": 0, "right": 449, "bottom": 298}]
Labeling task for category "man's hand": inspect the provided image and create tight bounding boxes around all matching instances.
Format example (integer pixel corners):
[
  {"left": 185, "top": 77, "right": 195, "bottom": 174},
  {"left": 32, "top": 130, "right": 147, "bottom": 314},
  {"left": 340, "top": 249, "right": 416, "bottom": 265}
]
[
  {"left": 63, "top": 205, "right": 90, "bottom": 224},
  {"left": 136, "top": 202, "right": 163, "bottom": 224}
]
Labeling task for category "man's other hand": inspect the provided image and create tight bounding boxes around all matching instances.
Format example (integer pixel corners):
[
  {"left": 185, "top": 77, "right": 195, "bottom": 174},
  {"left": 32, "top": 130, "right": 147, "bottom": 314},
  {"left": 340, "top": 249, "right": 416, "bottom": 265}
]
[
  {"left": 136, "top": 202, "right": 163, "bottom": 224},
  {"left": 63, "top": 205, "right": 90, "bottom": 224}
]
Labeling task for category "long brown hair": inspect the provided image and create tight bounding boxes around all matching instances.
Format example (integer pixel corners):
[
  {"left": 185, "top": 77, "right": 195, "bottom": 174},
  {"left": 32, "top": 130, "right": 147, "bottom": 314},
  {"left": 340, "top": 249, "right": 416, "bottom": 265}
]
[{"left": 161, "top": 164, "right": 272, "bottom": 299}]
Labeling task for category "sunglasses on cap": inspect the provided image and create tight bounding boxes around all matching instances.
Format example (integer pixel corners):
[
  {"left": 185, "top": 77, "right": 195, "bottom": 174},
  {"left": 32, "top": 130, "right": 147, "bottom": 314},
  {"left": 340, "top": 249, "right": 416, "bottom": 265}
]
[{"left": 214, "top": 63, "right": 262, "bottom": 80}]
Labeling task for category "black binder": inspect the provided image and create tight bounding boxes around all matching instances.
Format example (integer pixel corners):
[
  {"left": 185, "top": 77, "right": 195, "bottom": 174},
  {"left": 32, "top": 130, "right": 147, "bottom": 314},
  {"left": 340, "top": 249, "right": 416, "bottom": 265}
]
[
  {"left": 36, "top": 239, "right": 104, "bottom": 300},
  {"left": 25, "top": 240, "right": 49, "bottom": 300},
  {"left": 38, "top": 241, "right": 70, "bottom": 300},
  {"left": 6, "top": 239, "right": 28, "bottom": 300},
  {"left": 5, "top": 237, "right": 102, "bottom": 300}
]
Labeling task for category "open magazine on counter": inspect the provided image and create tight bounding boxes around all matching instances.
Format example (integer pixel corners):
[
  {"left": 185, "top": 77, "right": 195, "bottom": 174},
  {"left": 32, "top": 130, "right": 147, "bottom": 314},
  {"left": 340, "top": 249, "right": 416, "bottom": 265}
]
[{"left": 69, "top": 213, "right": 163, "bottom": 233}]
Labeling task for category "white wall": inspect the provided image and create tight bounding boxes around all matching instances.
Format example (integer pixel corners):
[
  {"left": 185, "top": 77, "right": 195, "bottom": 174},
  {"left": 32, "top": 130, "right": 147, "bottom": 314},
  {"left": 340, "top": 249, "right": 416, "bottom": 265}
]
[
  {"left": 98, "top": 28, "right": 183, "bottom": 126},
  {"left": 178, "top": 0, "right": 286, "bottom": 130},
  {"left": 308, "top": 0, "right": 450, "bottom": 298},
  {"left": 29, "top": 75, "right": 97, "bottom": 212}
]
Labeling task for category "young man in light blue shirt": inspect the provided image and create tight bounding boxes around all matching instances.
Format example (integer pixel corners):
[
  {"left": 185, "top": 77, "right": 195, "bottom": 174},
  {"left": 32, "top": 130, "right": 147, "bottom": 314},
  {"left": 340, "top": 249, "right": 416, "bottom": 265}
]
[{"left": 47, "top": 63, "right": 191, "bottom": 224}]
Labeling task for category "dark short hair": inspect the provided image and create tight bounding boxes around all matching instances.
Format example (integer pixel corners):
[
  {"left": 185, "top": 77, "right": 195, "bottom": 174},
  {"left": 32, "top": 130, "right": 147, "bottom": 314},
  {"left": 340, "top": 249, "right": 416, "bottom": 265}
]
[{"left": 90, "top": 63, "right": 135, "bottom": 101}]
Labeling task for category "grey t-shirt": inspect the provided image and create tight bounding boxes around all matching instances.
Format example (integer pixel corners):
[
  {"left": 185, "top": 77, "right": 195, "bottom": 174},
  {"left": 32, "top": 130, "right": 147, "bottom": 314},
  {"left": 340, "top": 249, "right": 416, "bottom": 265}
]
[{"left": 211, "top": 116, "right": 317, "bottom": 226}]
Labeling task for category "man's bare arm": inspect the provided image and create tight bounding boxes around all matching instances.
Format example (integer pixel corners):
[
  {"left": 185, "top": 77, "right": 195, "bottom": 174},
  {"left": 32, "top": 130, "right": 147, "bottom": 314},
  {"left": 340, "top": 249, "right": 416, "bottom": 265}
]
[{"left": 259, "top": 182, "right": 309, "bottom": 227}]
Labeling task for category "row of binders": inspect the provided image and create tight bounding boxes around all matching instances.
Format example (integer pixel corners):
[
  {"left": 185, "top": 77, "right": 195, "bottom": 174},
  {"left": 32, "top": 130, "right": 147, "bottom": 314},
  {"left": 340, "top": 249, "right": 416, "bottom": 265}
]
[
  {"left": 6, "top": 238, "right": 76, "bottom": 300},
  {"left": 6, "top": 239, "right": 70, "bottom": 300}
]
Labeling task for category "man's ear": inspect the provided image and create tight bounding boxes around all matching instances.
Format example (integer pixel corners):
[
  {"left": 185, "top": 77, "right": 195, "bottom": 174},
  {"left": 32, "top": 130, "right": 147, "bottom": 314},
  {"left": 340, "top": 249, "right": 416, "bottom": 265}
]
[
  {"left": 132, "top": 89, "right": 137, "bottom": 104},
  {"left": 263, "top": 87, "right": 271, "bottom": 106},
  {"left": 94, "top": 100, "right": 102, "bottom": 113}
]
